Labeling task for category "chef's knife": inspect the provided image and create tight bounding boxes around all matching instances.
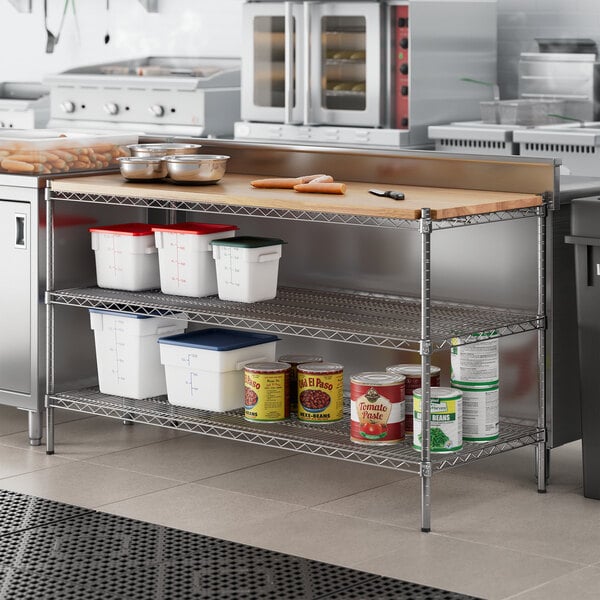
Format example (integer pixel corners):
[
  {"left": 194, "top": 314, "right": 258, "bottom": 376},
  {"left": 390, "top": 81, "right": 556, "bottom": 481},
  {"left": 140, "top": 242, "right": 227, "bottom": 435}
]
[{"left": 368, "top": 189, "right": 405, "bottom": 201}]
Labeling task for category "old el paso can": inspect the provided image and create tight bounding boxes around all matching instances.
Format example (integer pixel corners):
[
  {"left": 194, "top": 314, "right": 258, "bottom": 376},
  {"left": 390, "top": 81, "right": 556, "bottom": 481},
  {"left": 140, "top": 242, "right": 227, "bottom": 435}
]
[
  {"left": 278, "top": 354, "right": 323, "bottom": 413},
  {"left": 244, "top": 362, "right": 291, "bottom": 422},
  {"left": 297, "top": 362, "right": 344, "bottom": 423},
  {"left": 350, "top": 372, "right": 406, "bottom": 445}
]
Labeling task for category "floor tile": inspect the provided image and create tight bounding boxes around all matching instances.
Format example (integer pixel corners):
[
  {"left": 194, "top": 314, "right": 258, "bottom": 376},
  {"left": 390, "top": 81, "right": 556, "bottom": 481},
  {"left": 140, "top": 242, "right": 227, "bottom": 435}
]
[
  {"left": 0, "top": 443, "right": 72, "bottom": 479},
  {"left": 507, "top": 566, "right": 600, "bottom": 600},
  {"left": 0, "top": 406, "right": 97, "bottom": 440},
  {"left": 216, "top": 508, "right": 415, "bottom": 567},
  {"left": 86, "top": 433, "right": 294, "bottom": 482},
  {"left": 98, "top": 482, "right": 304, "bottom": 538},
  {"left": 352, "top": 532, "right": 581, "bottom": 600},
  {"left": 0, "top": 415, "right": 186, "bottom": 459},
  {"left": 0, "top": 461, "right": 178, "bottom": 508},
  {"left": 197, "top": 453, "right": 412, "bottom": 506}
]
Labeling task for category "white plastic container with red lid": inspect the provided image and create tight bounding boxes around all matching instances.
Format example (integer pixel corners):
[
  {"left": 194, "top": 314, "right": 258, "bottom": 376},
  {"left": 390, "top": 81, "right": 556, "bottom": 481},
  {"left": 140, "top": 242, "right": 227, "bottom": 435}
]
[
  {"left": 151, "top": 222, "right": 238, "bottom": 298},
  {"left": 89, "top": 222, "right": 160, "bottom": 291}
]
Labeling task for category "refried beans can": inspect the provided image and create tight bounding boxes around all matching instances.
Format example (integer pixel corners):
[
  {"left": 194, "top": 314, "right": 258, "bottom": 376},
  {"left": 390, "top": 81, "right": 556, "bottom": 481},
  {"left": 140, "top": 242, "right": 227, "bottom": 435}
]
[
  {"left": 413, "top": 386, "right": 462, "bottom": 453},
  {"left": 244, "top": 362, "right": 291, "bottom": 422},
  {"left": 297, "top": 362, "right": 343, "bottom": 423},
  {"left": 385, "top": 364, "right": 441, "bottom": 433},
  {"left": 277, "top": 354, "right": 323, "bottom": 413},
  {"left": 350, "top": 372, "right": 406, "bottom": 445}
]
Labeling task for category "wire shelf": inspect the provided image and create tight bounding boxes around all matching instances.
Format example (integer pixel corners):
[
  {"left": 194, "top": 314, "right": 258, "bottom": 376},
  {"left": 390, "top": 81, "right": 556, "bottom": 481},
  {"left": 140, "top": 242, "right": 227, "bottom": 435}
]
[
  {"left": 48, "top": 387, "right": 544, "bottom": 473},
  {"left": 47, "top": 286, "right": 543, "bottom": 352}
]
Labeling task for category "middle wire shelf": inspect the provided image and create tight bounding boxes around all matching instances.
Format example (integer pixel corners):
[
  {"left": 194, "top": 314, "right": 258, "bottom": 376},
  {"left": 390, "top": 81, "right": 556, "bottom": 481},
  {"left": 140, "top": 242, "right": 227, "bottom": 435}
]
[
  {"left": 47, "top": 285, "right": 544, "bottom": 352},
  {"left": 49, "top": 387, "right": 544, "bottom": 474}
]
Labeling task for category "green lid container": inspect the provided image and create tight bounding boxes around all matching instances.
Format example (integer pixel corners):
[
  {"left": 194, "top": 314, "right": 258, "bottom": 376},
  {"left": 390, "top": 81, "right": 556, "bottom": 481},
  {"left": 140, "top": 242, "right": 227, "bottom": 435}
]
[{"left": 211, "top": 236, "right": 286, "bottom": 248}]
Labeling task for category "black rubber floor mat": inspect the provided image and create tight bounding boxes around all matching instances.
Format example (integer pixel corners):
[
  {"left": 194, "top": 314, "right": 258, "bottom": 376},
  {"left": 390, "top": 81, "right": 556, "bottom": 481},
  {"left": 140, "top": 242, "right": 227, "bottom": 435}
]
[{"left": 0, "top": 490, "right": 482, "bottom": 599}]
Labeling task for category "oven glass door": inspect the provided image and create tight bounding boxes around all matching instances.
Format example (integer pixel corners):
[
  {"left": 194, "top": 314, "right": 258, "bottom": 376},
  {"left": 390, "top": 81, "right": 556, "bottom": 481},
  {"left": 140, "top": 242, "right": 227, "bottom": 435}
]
[
  {"left": 308, "top": 2, "right": 383, "bottom": 127},
  {"left": 241, "top": 2, "right": 304, "bottom": 124}
]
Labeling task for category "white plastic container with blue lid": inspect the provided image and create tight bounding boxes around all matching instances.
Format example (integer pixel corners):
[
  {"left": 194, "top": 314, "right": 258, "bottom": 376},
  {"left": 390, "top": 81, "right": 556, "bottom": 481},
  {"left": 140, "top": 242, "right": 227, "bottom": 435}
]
[
  {"left": 158, "top": 328, "right": 280, "bottom": 411},
  {"left": 89, "top": 308, "right": 187, "bottom": 400}
]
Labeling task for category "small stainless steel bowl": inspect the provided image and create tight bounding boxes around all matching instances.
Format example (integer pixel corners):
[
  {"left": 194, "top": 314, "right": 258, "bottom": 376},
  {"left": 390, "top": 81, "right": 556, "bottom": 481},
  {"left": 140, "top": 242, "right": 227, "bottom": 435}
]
[
  {"left": 127, "top": 143, "right": 202, "bottom": 158},
  {"left": 118, "top": 156, "right": 167, "bottom": 181},
  {"left": 165, "top": 154, "right": 230, "bottom": 184}
]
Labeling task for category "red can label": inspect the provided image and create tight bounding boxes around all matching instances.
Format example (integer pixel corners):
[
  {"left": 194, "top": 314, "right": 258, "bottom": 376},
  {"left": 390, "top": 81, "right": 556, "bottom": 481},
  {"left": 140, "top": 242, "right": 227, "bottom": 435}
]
[{"left": 350, "top": 377, "right": 405, "bottom": 444}]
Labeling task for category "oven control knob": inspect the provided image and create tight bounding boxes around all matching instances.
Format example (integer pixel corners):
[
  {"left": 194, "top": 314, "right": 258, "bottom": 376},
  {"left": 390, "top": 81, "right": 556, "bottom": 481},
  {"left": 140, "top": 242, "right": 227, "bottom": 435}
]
[
  {"left": 104, "top": 102, "right": 119, "bottom": 115},
  {"left": 60, "top": 101, "right": 75, "bottom": 114},
  {"left": 149, "top": 104, "right": 165, "bottom": 117}
]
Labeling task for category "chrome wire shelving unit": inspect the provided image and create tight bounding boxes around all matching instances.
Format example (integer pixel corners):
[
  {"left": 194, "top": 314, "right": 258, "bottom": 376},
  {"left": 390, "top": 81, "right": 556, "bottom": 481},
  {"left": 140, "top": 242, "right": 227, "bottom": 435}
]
[{"left": 45, "top": 183, "right": 548, "bottom": 533}]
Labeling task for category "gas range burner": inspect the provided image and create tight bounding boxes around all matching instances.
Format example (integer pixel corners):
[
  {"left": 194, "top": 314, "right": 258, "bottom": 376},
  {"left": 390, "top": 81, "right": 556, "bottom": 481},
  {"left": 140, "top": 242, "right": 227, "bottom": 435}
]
[
  {"left": 44, "top": 57, "right": 241, "bottom": 138},
  {"left": 0, "top": 82, "right": 49, "bottom": 129}
]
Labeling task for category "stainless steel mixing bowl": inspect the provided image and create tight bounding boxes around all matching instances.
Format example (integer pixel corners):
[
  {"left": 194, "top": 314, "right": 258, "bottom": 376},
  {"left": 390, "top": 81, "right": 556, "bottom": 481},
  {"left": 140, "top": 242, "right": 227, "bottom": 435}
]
[
  {"left": 127, "top": 143, "right": 202, "bottom": 158},
  {"left": 118, "top": 156, "right": 167, "bottom": 181},
  {"left": 164, "top": 154, "right": 230, "bottom": 184}
]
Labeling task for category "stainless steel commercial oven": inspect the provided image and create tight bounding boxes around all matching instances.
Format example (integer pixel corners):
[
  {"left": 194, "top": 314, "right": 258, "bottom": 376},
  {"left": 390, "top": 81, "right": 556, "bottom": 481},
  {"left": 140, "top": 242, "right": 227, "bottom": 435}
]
[{"left": 235, "top": 0, "right": 497, "bottom": 148}]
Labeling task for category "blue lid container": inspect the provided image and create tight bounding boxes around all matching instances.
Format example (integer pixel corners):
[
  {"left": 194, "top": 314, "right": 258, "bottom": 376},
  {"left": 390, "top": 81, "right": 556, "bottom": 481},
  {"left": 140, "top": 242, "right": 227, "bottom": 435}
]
[{"left": 158, "top": 328, "right": 279, "bottom": 351}]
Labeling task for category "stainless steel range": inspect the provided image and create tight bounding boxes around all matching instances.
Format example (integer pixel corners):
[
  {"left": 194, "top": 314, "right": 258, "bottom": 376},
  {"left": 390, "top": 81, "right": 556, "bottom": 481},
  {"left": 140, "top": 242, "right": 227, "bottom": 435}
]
[
  {"left": 44, "top": 57, "right": 241, "bottom": 137},
  {"left": 0, "top": 82, "right": 49, "bottom": 129}
]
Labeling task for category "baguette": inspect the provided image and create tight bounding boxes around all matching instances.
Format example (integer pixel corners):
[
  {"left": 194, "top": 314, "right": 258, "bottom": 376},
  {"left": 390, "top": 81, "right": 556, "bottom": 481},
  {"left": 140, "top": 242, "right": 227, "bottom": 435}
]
[
  {"left": 293, "top": 182, "right": 346, "bottom": 194},
  {"left": 251, "top": 174, "right": 329, "bottom": 188}
]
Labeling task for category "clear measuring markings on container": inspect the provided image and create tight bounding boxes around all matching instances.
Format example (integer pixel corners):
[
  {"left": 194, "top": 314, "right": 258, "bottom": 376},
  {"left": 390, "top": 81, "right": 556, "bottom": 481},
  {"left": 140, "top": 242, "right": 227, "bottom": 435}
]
[
  {"left": 451, "top": 332, "right": 499, "bottom": 385},
  {"left": 244, "top": 361, "right": 290, "bottom": 422},
  {"left": 385, "top": 364, "right": 441, "bottom": 433},
  {"left": 451, "top": 380, "right": 499, "bottom": 442},
  {"left": 297, "top": 362, "right": 344, "bottom": 423},
  {"left": 350, "top": 372, "right": 405, "bottom": 445},
  {"left": 278, "top": 354, "right": 323, "bottom": 413},
  {"left": 413, "top": 387, "right": 463, "bottom": 453}
]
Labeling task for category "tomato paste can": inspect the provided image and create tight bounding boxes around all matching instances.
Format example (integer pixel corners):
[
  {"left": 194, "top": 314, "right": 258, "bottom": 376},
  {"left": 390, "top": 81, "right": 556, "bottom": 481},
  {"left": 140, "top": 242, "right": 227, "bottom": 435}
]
[
  {"left": 278, "top": 354, "right": 323, "bottom": 412},
  {"left": 297, "top": 362, "right": 343, "bottom": 423},
  {"left": 450, "top": 332, "right": 499, "bottom": 386},
  {"left": 350, "top": 372, "right": 406, "bottom": 445},
  {"left": 244, "top": 362, "right": 291, "bottom": 422},
  {"left": 413, "top": 387, "right": 462, "bottom": 453},
  {"left": 385, "top": 364, "right": 441, "bottom": 433},
  {"left": 451, "top": 380, "right": 499, "bottom": 442}
]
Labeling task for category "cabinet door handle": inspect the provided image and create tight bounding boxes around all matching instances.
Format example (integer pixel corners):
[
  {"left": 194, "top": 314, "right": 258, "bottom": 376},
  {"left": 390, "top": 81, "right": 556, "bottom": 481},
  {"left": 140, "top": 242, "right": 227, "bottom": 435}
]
[{"left": 15, "top": 213, "right": 26, "bottom": 249}]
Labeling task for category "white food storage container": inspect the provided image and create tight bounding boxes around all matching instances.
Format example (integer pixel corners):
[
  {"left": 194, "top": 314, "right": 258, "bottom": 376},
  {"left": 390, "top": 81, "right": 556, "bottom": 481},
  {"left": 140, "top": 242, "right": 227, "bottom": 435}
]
[
  {"left": 158, "top": 328, "right": 279, "bottom": 411},
  {"left": 152, "top": 222, "right": 238, "bottom": 297},
  {"left": 90, "top": 222, "right": 161, "bottom": 291},
  {"left": 90, "top": 309, "right": 187, "bottom": 400},
  {"left": 211, "top": 236, "right": 285, "bottom": 303}
]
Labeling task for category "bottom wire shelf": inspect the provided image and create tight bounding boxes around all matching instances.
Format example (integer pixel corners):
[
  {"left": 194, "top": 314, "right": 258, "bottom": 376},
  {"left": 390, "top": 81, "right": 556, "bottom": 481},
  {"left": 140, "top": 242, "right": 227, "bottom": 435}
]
[{"left": 48, "top": 387, "right": 544, "bottom": 474}]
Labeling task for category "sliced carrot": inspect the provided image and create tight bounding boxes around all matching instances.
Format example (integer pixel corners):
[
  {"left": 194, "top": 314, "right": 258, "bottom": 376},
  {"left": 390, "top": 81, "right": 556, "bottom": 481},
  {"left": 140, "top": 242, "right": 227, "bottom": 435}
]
[
  {"left": 251, "top": 174, "right": 330, "bottom": 189},
  {"left": 293, "top": 182, "right": 346, "bottom": 194},
  {"left": 307, "top": 175, "right": 334, "bottom": 184}
]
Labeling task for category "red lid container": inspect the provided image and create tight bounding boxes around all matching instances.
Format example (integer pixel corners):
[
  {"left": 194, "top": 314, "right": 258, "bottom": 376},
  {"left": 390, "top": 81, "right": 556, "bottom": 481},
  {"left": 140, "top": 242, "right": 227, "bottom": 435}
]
[
  {"left": 89, "top": 222, "right": 156, "bottom": 236},
  {"left": 150, "top": 222, "right": 238, "bottom": 235}
]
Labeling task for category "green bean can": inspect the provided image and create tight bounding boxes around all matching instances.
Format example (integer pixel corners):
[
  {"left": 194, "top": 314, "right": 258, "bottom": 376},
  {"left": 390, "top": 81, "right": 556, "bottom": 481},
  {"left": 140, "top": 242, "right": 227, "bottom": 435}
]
[{"left": 413, "top": 387, "right": 462, "bottom": 453}]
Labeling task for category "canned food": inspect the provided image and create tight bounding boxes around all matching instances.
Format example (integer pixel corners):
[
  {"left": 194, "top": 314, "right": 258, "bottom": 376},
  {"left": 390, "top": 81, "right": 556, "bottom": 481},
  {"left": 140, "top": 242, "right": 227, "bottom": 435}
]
[
  {"left": 385, "top": 364, "right": 441, "bottom": 433},
  {"left": 413, "top": 386, "right": 462, "bottom": 453},
  {"left": 451, "top": 333, "right": 499, "bottom": 385},
  {"left": 451, "top": 380, "right": 499, "bottom": 442},
  {"left": 350, "top": 372, "right": 406, "bottom": 445},
  {"left": 297, "top": 362, "right": 343, "bottom": 423},
  {"left": 278, "top": 354, "right": 323, "bottom": 412},
  {"left": 244, "top": 362, "right": 291, "bottom": 422}
]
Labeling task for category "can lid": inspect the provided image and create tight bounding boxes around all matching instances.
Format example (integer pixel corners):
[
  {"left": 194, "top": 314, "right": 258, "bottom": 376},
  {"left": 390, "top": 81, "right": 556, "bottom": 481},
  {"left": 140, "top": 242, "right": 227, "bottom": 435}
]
[
  {"left": 278, "top": 354, "right": 323, "bottom": 365},
  {"left": 89, "top": 222, "right": 156, "bottom": 236},
  {"left": 386, "top": 364, "right": 441, "bottom": 377},
  {"left": 245, "top": 361, "right": 291, "bottom": 373},
  {"left": 351, "top": 371, "right": 405, "bottom": 385},
  {"left": 211, "top": 235, "right": 286, "bottom": 248},
  {"left": 150, "top": 222, "right": 238, "bottom": 235},
  {"left": 297, "top": 361, "right": 343, "bottom": 374},
  {"left": 413, "top": 386, "right": 462, "bottom": 399}
]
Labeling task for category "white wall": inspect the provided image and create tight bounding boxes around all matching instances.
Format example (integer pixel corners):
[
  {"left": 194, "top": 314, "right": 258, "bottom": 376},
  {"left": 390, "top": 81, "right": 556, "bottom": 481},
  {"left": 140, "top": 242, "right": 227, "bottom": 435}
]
[{"left": 2, "top": 0, "right": 600, "bottom": 99}]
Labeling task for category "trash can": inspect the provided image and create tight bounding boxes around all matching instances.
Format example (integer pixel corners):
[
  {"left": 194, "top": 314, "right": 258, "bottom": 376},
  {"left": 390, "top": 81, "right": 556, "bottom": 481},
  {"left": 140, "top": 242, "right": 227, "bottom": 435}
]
[{"left": 565, "top": 196, "right": 600, "bottom": 499}]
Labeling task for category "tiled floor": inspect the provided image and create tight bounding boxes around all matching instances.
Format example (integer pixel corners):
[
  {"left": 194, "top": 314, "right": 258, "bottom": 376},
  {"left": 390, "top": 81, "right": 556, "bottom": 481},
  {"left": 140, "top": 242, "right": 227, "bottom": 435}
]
[{"left": 0, "top": 405, "right": 598, "bottom": 600}]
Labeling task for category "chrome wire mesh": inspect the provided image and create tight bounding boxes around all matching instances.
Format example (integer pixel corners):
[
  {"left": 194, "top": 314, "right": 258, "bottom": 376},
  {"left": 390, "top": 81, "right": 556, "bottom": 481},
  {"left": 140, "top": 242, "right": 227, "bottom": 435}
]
[
  {"left": 47, "top": 286, "right": 542, "bottom": 352},
  {"left": 49, "top": 388, "right": 543, "bottom": 473}
]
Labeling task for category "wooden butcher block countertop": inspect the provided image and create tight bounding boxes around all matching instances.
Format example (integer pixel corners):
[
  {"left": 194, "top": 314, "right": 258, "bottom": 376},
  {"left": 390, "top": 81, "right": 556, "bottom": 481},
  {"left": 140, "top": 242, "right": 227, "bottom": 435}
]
[{"left": 51, "top": 173, "right": 543, "bottom": 220}]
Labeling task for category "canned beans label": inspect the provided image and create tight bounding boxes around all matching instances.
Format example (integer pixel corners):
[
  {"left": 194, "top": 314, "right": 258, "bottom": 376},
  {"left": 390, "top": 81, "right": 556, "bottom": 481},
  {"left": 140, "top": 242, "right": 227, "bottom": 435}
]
[
  {"left": 350, "top": 382, "right": 405, "bottom": 444},
  {"left": 244, "top": 370, "right": 288, "bottom": 422},
  {"left": 413, "top": 389, "right": 462, "bottom": 452},
  {"left": 297, "top": 371, "right": 343, "bottom": 423}
]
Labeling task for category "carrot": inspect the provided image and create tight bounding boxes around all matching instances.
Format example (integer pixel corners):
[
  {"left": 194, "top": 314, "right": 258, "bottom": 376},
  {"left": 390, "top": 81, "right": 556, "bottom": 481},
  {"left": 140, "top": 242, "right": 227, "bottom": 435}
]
[
  {"left": 251, "top": 173, "right": 329, "bottom": 189},
  {"left": 293, "top": 182, "right": 346, "bottom": 194},
  {"left": 307, "top": 175, "right": 334, "bottom": 184}
]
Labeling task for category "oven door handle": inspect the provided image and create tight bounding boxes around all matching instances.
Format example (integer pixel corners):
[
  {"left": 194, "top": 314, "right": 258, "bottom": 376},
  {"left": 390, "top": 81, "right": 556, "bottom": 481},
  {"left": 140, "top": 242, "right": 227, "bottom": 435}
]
[
  {"left": 302, "top": 1, "right": 314, "bottom": 125},
  {"left": 284, "top": 2, "right": 295, "bottom": 125}
]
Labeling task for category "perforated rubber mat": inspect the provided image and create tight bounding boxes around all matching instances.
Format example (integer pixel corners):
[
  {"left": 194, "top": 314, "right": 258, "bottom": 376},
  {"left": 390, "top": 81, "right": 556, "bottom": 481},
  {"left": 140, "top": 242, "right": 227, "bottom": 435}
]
[{"left": 0, "top": 490, "right": 481, "bottom": 599}]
